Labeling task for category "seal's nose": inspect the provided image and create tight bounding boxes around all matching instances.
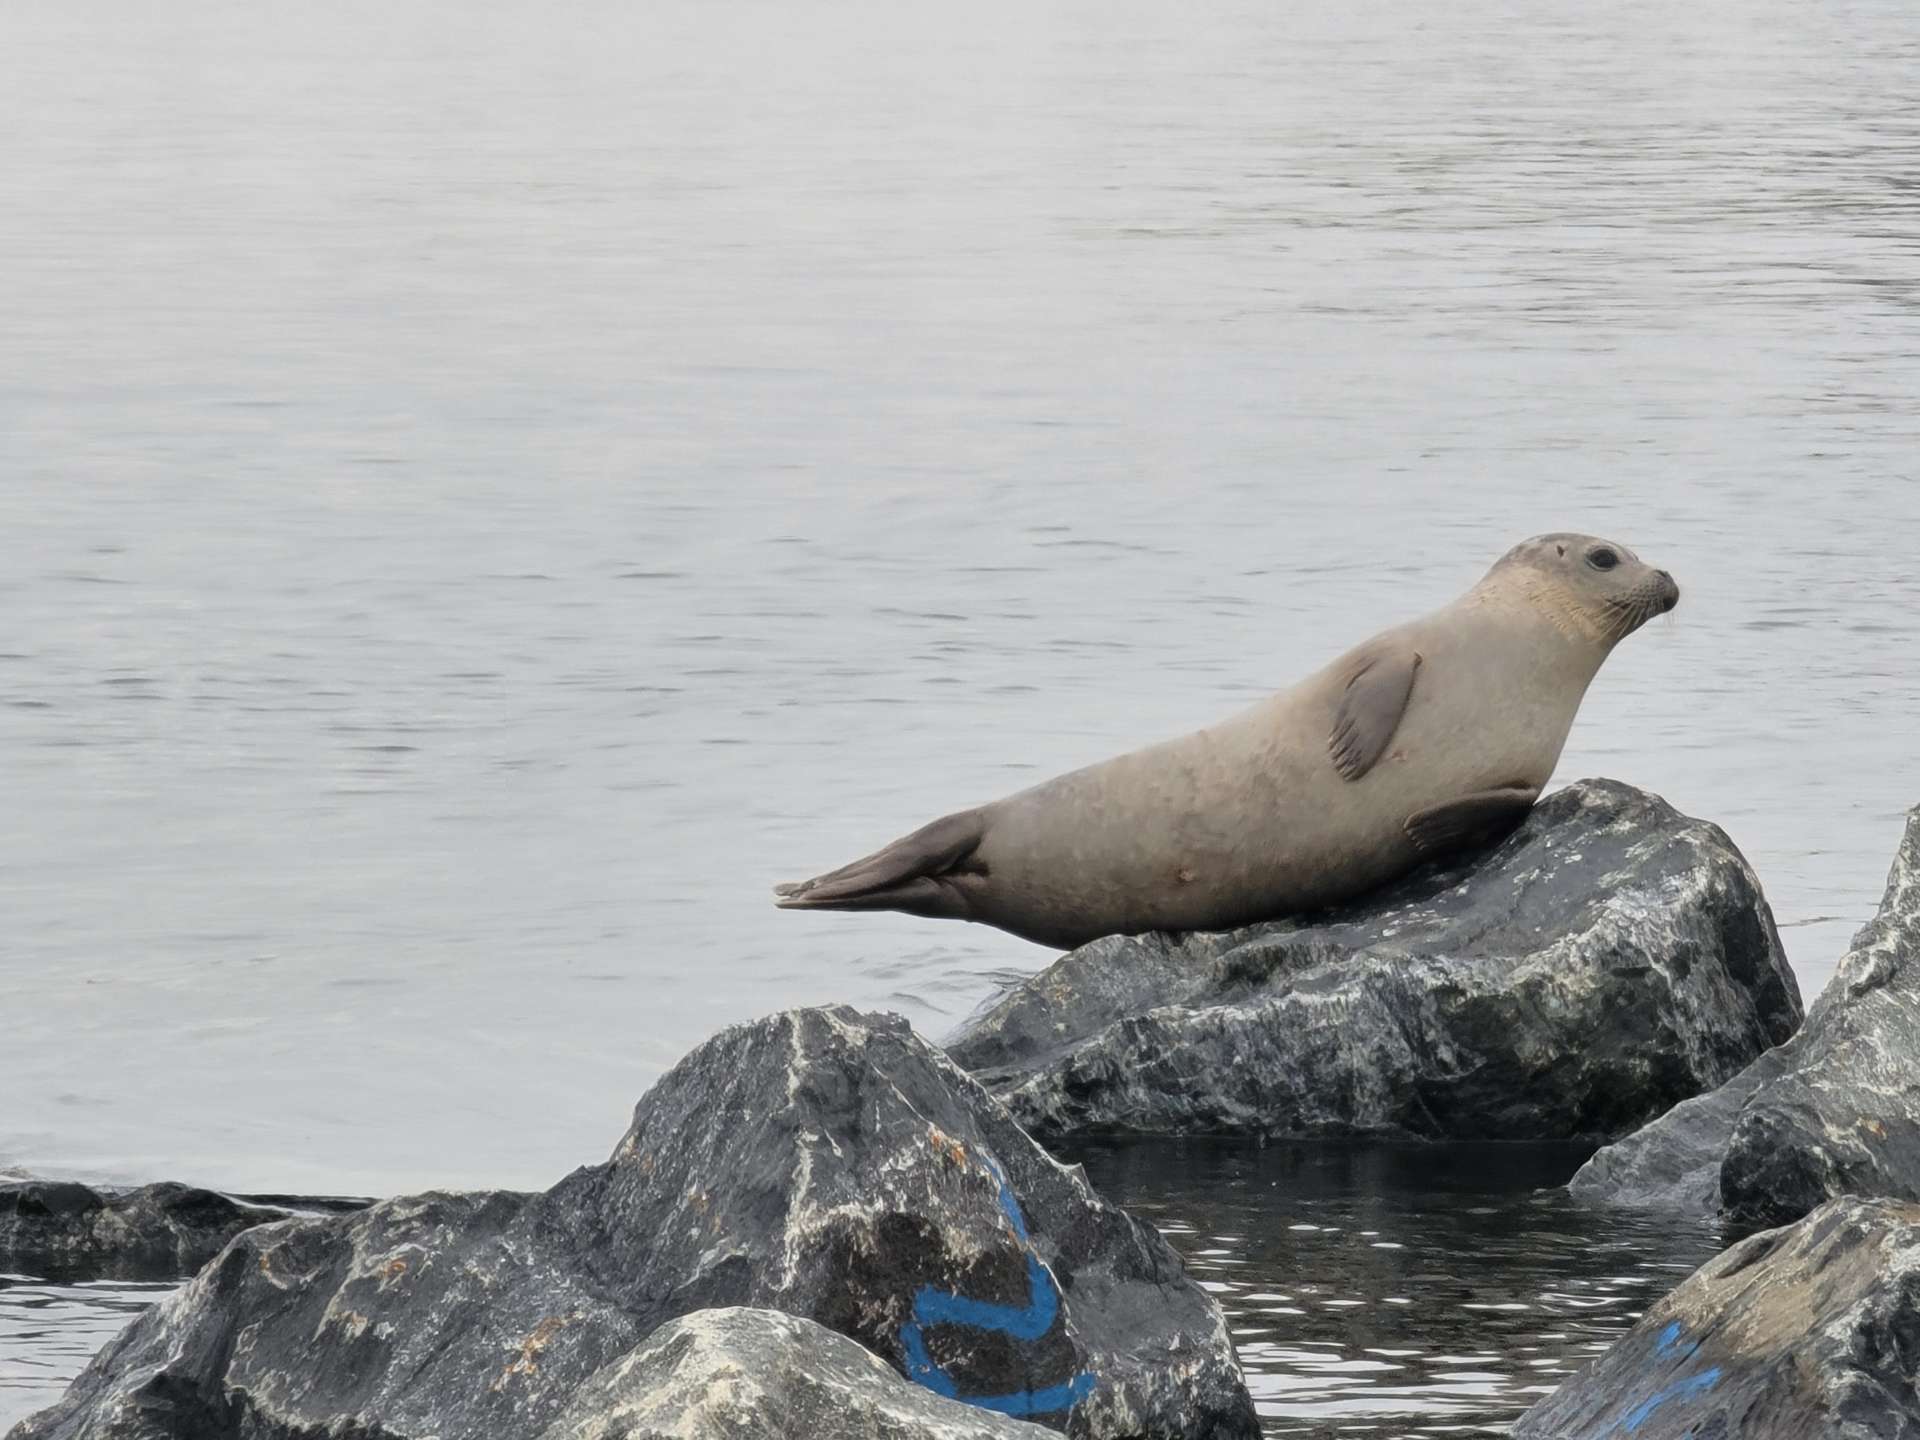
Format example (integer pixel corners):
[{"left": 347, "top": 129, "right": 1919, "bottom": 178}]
[{"left": 1656, "top": 569, "right": 1679, "bottom": 612}]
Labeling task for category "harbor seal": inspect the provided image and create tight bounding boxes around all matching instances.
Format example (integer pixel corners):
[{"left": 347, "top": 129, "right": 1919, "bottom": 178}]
[{"left": 775, "top": 533, "right": 1679, "bottom": 949}]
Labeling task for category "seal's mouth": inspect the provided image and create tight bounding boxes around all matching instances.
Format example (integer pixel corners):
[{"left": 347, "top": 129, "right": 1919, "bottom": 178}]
[{"left": 1600, "top": 571, "right": 1679, "bottom": 643}]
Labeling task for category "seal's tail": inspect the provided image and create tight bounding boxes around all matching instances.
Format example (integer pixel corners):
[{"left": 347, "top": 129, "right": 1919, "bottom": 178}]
[{"left": 774, "top": 809, "right": 984, "bottom": 919}]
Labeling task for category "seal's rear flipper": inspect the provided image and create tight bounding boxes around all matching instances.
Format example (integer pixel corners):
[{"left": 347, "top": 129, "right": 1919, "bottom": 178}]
[
  {"left": 774, "top": 809, "right": 985, "bottom": 919},
  {"left": 1404, "top": 785, "right": 1539, "bottom": 859}
]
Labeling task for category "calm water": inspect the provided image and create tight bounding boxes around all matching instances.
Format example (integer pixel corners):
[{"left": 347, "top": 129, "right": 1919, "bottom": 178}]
[
  {"left": 1073, "top": 1142, "right": 1726, "bottom": 1437},
  {"left": 4, "top": 0, "right": 1919, "bottom": 1432}
]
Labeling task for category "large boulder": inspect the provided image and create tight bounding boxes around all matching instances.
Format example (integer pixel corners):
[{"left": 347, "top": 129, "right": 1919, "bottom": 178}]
[
  {"left": 13, "top": 1007, "right": 1254, "bottom": 1440},
  {"left": 0, "top": 1180, "right": 294, "bottom": 1279},
  {"left": 949, "top": 780, "right": 1801, "bottom": 1143},
  {"left": 1572, "top": 802, "right": 1920, "bottom": 1227},
  {"left": 1513, "top": 1196, "right": 1920, "bottom": 1439},
  {"left": 535, "top": 1308, "right": 1056, "bottom": 1440}
]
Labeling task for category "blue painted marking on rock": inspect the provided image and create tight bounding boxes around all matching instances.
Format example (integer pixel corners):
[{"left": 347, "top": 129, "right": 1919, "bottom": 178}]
[
  {"left": 911, "top": 1251, "right": 1060, "bottom": 1341},
  {"left": 898, "top": 1152, "right": 1097, "bottom": 1418},
  {"left": 1599, "top": 1321, "right": 1721, "bottom": 1436},
  {"left": 1620, "top": 1368, "right": 1723, "bottom": 1434}
]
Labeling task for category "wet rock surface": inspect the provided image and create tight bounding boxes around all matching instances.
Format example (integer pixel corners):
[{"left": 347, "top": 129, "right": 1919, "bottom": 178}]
[
  {"left": 1573, "top": 803, "right": 1920, "bottom": 1227},
  {"left": 534, "top": 1307, "right": 1058, "bottom": 1440},
  {"left": 0, "top": 1181, "right": 295, "bottom": 1280},
  {"left": 950, "top": 780, "right": 1801, "bottom": 1144},
  {"left": 1514, "top": 1195, "right": 1920, "bottom": 1439},
  {"left": 12, "top": 1007, "right": 1254, "bottom": 1440}
]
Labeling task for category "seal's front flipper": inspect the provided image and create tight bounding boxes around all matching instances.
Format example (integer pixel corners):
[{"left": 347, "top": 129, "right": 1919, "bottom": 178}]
[
  {"left": 1328, "top": 646, "right": 1421, "bottom": 781},
  {"left": 1404, "top": 785, "right": 1539, "bottom": 859},
  {"left": 774, "top": 809, "right": 985, "bottom": 919}
]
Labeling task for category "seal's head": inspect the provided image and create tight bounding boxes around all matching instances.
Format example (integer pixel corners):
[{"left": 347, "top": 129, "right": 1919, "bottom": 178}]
[{"left": 1488, "top": 533, "right": 1680, "bottom": 647}]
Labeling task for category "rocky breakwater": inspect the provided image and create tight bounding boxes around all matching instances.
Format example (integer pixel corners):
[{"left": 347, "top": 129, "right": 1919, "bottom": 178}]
[
  {"left": 1573, "top": 800, "right": 1920, "bottom": 1226},
  {"left": 949, "top": 780, "right": 1801, "bottom": 1143},
  {"left": 0, "top": 1180, "right": 296, "bottom": 1279},
  {"left": 11, "top": 1007, "right": 1256, "bottom": 1440},
  {"left": 1515, "top": 1196, "right": 1920, "bottom": 1439}
]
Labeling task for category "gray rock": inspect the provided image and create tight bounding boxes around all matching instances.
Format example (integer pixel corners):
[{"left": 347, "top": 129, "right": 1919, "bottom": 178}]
[
  {"left": 948, "top": 780, "right": 1801, "bottom": 1143},
  {"left": 1514, "top": 1195, "right": 1920, "bottom": 1439},
  {"left": 0, "top": 1180, "right": 295, "bottom": 1279},
  {"left": 1566, "top": 1051, "right": 1785, "bottom": 1211},
  {"left": 1573, "top": 803, "right": 1920, "bottom": 1227},
  {"left": 11, "top": 1007, "right": 1254, "bottom": 1440},
  {"left": 535, "top": 1308, "right": 1057, "bottom": 1440}
]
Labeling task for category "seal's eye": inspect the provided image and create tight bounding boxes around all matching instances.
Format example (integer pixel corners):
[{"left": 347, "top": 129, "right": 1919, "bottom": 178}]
[{"left": 1587, "top": 547, "right": 1619, "bottom": 572}]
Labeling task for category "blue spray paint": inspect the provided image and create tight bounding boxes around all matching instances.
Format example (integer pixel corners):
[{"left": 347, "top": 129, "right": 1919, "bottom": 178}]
[
  {"left": 1618, "top": 1369, "right": 1724, "bottom": 1435},
  {"left": 898, "top": 1153, "right": 1097, "bottom": 1418},
  {"left": 1600, "top": 1321, "right": 1721, "bottom": 1437}
]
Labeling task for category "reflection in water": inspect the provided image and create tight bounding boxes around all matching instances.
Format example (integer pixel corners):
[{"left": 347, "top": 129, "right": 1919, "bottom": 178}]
[{"left": 1069, "top": 1140, "right": 1727, "bottom": 1438}]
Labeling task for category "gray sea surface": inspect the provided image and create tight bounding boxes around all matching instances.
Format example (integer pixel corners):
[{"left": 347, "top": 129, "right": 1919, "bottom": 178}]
[{"left": 4, "top": 0, "right": 1919, "bottom": 1433}]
